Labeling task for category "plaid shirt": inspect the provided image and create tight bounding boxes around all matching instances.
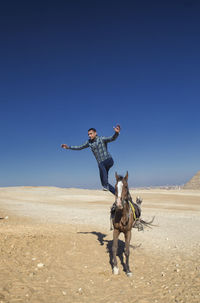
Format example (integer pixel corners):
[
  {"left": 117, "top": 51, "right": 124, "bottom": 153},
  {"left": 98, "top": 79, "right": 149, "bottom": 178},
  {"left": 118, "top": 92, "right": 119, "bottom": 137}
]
[{"left": 69, "top": 132, "right": 119, "bottom": 164}]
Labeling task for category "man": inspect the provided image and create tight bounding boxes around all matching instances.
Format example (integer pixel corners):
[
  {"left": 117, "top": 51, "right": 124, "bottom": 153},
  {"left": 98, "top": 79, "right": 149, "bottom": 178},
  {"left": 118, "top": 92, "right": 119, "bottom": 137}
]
[{"left": 61, "top": 125, "right": 120, "bottom": 194}]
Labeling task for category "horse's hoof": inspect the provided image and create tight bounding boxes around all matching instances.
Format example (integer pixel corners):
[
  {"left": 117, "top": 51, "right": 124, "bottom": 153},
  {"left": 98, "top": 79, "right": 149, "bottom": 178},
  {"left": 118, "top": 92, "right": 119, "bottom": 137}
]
[
  {"left": 113, "top": 266, "right": 119, "bottom": 275},
  {"left": 126, "top": 272, "right": 132, "bottom": 277}
]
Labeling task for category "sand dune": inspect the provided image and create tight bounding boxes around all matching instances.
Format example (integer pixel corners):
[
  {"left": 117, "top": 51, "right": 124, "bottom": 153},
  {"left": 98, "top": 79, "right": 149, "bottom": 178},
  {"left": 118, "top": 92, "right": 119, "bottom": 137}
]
[{"left": 0, "top": 187, "right": 200, "bottom": 303}]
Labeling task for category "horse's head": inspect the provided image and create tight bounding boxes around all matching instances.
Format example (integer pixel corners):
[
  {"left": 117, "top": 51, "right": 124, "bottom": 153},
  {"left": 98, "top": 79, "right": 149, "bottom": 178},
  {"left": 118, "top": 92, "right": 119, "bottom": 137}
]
[{"left": 115, "top": 171, "right": 129, "bottom": 209}]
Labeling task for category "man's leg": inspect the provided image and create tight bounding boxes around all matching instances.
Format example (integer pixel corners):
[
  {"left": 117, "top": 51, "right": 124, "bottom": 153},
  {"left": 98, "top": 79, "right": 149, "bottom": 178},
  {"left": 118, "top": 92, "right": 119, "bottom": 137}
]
[
  {"left": 99, "top": 158, "right": 116, "bottom": 229},
  {"left": 98, "top": 158, "right": 115, "bottom": 195},
  {"left": 98, "top": 161, "right": 109, "bottom": 188},
  {"left": 104, "top": 158, "right": 115, "bottom": 195},
  {"left": 108, "top": 184, "right": 115, "bottom": 195}
]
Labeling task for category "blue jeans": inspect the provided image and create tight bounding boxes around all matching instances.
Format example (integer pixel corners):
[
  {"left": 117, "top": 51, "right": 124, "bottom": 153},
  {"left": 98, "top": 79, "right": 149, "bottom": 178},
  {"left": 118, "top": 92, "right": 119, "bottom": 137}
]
[{"left": 98, "top": 157, "right": 115, "bottom": 195}]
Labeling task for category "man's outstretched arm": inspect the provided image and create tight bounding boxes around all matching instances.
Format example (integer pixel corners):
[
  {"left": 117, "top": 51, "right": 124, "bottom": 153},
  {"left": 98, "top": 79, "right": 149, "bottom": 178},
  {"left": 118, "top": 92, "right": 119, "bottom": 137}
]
[{"left": 61, "top": 141, "right": 89, "bottom": 150}]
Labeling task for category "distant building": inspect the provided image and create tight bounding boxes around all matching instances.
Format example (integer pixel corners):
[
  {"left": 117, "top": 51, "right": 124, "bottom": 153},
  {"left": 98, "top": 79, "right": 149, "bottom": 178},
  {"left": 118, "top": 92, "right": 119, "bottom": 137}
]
[{"left": 183, "top": 171, "right": 200, "bottom": 189}]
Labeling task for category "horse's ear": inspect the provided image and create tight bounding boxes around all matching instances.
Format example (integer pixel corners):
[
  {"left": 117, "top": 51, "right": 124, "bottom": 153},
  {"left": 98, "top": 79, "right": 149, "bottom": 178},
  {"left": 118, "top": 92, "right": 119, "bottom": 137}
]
[
  {"left": 124, "top": 171, "right": 128, "bottom": 181},
  {"left": 115, "top": 172, "right": 119, "bottom": 180}
]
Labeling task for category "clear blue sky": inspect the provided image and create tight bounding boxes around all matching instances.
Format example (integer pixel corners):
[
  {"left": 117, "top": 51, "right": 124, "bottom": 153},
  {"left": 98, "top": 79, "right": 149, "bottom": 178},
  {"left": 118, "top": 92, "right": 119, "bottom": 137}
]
[{"left": 0, "top": 0, "right": 200, "bottom": 188}]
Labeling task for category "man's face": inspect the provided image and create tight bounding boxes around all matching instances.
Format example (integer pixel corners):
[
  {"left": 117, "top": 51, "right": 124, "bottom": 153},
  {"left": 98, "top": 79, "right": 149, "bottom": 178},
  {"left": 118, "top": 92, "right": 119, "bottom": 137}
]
[{"left": 88, "top": 130, "right": 97, "bottom": 140}]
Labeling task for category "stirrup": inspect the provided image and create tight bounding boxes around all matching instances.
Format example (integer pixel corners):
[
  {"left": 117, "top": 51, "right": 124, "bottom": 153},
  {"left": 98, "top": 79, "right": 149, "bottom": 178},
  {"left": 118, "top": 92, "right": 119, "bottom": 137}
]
[{"left": 133, "top": 220, "right": 144, "bottom": 231}]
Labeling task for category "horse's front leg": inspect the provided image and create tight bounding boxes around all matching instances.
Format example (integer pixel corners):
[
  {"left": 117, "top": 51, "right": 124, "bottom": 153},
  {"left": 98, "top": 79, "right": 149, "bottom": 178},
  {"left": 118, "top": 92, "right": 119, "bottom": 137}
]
[
  {"left": 112, "top": 229, "right": 120, "bottom": 275},
  {"left": 124, "top": 230, "right": 132, "bottom": 277}
]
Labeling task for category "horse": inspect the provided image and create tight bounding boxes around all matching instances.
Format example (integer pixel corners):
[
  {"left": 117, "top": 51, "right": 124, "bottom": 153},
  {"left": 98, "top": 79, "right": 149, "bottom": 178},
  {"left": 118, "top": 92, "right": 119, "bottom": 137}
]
[{"left": 112, "top": 171, "right": 139, "bottom": 277}]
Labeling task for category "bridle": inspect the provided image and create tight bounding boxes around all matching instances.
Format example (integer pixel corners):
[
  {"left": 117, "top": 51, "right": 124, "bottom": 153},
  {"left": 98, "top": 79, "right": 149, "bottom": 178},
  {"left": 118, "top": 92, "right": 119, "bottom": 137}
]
[{"left": 115, "top": 178, "right": 129, "bottom": 209}]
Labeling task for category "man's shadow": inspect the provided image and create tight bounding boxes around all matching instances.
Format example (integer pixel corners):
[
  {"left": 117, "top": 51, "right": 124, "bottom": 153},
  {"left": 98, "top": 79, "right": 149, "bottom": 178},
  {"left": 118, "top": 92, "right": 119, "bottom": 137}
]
[{"left": 78, "top": 231, "right": 138, "bottom": 273}]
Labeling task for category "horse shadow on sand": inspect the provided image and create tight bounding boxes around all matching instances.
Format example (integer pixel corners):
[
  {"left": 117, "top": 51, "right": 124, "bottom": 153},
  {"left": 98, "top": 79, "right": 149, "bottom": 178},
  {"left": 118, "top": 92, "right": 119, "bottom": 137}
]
[{"left": 77, "top": 231, "right": 140, "bottom": 273}]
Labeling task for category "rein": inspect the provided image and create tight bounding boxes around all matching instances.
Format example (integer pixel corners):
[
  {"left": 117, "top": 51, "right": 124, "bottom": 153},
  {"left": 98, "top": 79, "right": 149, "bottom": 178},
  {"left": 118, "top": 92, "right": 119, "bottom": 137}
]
[
  {"left": 128, "top": 200, "right": 137, "bottom": 221},
  {"left": 115, "top": 180, "right": 138, "bottom": 225},
  {"left": 120, "top": 198, "right": 137, "bottom": 226}
]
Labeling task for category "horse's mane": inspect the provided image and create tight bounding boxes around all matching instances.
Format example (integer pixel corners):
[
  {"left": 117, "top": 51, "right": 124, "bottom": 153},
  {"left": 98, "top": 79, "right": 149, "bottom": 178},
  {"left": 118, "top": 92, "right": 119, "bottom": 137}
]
[{"left": 118, "top": 175, "right": 124, "bottom": 181}]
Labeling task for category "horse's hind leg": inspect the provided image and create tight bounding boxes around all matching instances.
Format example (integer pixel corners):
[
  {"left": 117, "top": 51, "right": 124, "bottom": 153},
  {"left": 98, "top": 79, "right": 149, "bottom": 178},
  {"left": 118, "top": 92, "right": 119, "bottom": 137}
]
[
  {"left": 124, "top": 231, "right": 132, "bottom": 277},
  {"left": 112, "top": 229, "right": 120, "bottom": 275}
]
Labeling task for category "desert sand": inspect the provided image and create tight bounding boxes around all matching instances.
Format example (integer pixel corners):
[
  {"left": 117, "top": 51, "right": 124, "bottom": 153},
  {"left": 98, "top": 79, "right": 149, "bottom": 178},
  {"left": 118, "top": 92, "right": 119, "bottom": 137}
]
[{"left": 0, "top": 186, "right": 199, "bottom": 303}]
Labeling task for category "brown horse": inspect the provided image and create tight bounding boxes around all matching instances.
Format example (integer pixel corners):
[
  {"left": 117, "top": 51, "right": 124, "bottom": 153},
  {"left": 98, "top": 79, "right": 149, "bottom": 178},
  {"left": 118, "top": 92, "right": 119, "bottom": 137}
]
[{"left": 112, "top": 171, "right": 137, "bottom": 277}]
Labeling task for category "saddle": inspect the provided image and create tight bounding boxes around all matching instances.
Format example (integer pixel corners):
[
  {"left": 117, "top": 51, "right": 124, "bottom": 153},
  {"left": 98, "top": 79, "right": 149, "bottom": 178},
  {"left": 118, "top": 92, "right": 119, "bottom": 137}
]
[
  {"left": 130, "top": 202, "right": 141, "bottom": 218},
  {"left": 110, "top": 193, "right": 143, "bottom": 231},
  {"left": 110, "top": 198, "right": 141, "bottom": 218}
]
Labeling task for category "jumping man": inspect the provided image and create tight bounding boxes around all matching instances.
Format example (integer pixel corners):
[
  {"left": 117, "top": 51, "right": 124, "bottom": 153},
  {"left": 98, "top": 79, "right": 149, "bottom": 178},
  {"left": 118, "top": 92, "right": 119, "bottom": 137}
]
[{"left": 61, "top": 125, "right": 121, "bottom": 194}]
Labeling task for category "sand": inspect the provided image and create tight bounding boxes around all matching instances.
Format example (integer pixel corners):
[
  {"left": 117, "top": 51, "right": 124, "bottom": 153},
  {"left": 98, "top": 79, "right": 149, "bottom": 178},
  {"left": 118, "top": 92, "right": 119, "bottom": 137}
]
[{"left": 0, "top": 187, "right": 199, "bottom": 303}]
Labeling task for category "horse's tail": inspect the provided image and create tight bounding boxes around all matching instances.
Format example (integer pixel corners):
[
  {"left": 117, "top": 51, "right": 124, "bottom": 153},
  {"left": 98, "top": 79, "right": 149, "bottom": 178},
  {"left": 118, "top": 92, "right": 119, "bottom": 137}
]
[
  {"left": 133, "top": 216, "right": 156, "bottom": 231},
  {"left": 140, "top": 216, "right": 155, "bottom": 227}
]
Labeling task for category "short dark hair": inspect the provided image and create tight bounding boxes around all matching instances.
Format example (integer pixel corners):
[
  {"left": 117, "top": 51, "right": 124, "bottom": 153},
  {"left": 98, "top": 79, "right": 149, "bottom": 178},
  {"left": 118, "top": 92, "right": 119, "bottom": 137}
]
[{"left": 88, "top": 128, "right": 97, "bottom": 132}]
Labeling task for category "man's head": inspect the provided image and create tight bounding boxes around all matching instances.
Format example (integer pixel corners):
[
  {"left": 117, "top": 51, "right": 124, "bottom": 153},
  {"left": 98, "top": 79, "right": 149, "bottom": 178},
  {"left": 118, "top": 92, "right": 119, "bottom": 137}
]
[{"left": 88, "top": 128, "right": 97, "bottom": 140}]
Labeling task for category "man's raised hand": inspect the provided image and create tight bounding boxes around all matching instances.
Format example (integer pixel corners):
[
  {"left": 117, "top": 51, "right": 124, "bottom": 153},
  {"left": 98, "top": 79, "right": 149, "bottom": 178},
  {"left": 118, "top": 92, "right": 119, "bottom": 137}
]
[
  {"left": 114, "top": 124, "right": 121, "bottom": 133},
  {"left": 61, "top": 144, "right": 69, "bottom": 149}
]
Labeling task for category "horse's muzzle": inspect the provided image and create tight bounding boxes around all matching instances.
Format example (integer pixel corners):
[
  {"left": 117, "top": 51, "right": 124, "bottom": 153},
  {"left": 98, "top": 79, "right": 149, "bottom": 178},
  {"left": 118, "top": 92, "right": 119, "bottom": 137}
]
[{"left": 116, "top": 198, "right": 123, "bottom": 209}]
